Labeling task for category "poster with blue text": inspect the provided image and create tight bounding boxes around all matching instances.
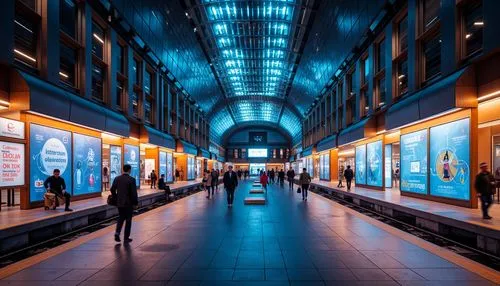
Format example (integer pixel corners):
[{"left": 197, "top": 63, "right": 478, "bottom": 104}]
[
  {"left": 367, "top": 141, "right": 383, "bottom": 187},
  {"left": 400, "top": 130, "right": 428, "bottom": 194},
  {"left": 384, "top": 144, "right": 392, "bottom": 188},
  {"left": 29, "top": 124, "right": 72, "bottom": 202},
  {"left": 430, "top": 118, "right": 470, "bottom": 200},
  {"left": 73, "top": 133, "right": 101, "bottom": 196},
  {"left": 124, "top": 144, "right": 140, "bottom": 187},
  {"left": 355, "top": 145, "right": 366, "bottom": 185},
  {"left": 166, "top": 152, "right": 173, "bottom": 182},
  {"left": 109, "top": 145, "right": 121, "bottom": 184},
  {"left": 159, "top": 151, "right": 167, "bottom": 178}
]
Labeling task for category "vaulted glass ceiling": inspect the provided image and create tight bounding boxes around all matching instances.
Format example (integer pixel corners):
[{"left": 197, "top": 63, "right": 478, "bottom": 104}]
[{"left": 185, "top": 0, "right": 316, "bottom": 143}]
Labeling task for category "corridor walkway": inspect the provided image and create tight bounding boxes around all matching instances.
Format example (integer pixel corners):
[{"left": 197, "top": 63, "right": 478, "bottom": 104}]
[{"left": 0, "top": 179, "right": 497, "bottom": 285}]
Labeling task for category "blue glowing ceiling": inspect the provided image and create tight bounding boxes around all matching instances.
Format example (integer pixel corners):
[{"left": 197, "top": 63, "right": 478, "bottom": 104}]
[{"left": 186, "top": 0, "right": 315, "bottom": 143}]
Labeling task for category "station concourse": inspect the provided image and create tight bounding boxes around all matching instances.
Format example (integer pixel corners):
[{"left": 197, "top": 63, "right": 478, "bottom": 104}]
[{"left": 0, "top": 0, "right": 500, "bottom": 284}]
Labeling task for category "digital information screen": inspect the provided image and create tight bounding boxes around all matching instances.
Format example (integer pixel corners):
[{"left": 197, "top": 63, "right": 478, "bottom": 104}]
[
  {"left": 430, "top": 118, "right": 470, "bottom": 200},
  {"left": 400, "top": 129, "right": 428, "bottom": 194},
  {"left": 366, "top": 140, "right": 383, "bottom": 187},
  {"left": 248, "top": 148, "right": 268, "bottom": 158},
  {"left": 355, "top": 145, "right": 366, "bottom": 185}
]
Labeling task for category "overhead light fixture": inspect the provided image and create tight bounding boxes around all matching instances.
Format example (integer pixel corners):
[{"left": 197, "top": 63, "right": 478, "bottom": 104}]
[
  {"left": 59, "top": 71, "right": 69, "bottom": 78},
  {"left": 473, "top": 21, "right": 484, "bottom": 26},
  {"left": 93, "top": 33, "right": 104, "bottom": 44},
  {"left": 13, "top": 49, "right": 36, "bottom": 62},
  {"left": 478, "top": 89, "right": 500, "bottom": 102}
]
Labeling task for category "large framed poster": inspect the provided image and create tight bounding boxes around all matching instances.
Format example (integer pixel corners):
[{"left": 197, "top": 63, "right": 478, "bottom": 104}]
[
  {"left": 384, "top": 144, "right": 392, "bottom": 188},
  {"left": 187, "top": 156, "right": 195, "bottom": 180},
  {"left": 400, "top": 129, "right": 428, "bottom": 194},
  {"left": 0, "top": 141, "right": 24, "bottom": 187},
  {"left": 355, "top": 145, "right": 366, "bottom": 185},
  {"left": 159, "top": 151, "right": 167, "bottom": 178},
  {"left": 366, "top": 141, "right": 383, "bottom": 187},
  {"left": 73, "top": 133, "right": 101, "bottom": 196},
  {"left": 166, "top": 152, "right": 173, "bottom": 182},
  {"left": 30, "top": 124, "right": 72, "bottom": 202},
  {"left": 124, "top": 144, "right": 140, "bottom": 187},
  {"left": 430, "top": 118, "right": 470, "bottom": 200},
  {"left": 109, "top": 145, "right": 122, "bottom": 184}
]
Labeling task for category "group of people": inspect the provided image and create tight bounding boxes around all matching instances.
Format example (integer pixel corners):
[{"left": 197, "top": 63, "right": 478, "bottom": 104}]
[
  {"left": 336, "top": 165, "right": 354, "bottom": 190},
  {"left": 203, "top": 169, "right": 221, "bottom": 199},
  {"left": 236, "top": 169, "right": 250, "bottom": 180}
]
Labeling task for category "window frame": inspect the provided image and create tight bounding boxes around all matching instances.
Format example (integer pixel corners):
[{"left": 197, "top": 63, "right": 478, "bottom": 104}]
[
  {"left": 458, "top": 0, "right": 483, "bottom": 62},
  {"left": 115, "top": 37, "right": 128, "bottom": 110},
  {"left": 13, "top": 0, "right": 41, "bottom": 72},
  {"left": 59, "top": 0, "right": 81, "bottom": 90},
  {"left": 416, "top": 0, "right": 442, "bottom": 87},
  {"left": 373, "top": 34, "right": 386, "bottom": 109},
  {"left": 392, "top": 9, "right": 409, "bottom": 100},
  {"left": 90, "top": 16, "right": 108, "bottom": 103}
]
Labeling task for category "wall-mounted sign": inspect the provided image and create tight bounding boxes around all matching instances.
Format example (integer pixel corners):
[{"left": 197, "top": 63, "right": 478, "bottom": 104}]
[
  {"left": 366, "top": 140, "right": 383, "bottom": 187},
  {"left": 0, "top": 141, "right": 24, "bottom": 187},
  {"left": 249, "top": 132, "right": 267, "bottom": 144},
  {"left": 400, "top": 129, "right": 428, "bottom": 194},
  {"left": 73, "top": 133, "right": 102, "bottom": 196},
  {"left": 0, "top": 117, "right": 25, "bottom": 139}
]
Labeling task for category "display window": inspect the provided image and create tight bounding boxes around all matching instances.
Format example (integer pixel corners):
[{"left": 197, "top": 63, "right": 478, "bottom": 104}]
[
  {"left": 319, "top": 152, "right": 331, "bottom": 180},
  {"left": 366, "top": 140, "right": 383, "bottom": 187},
  {"left": 355, "top": 145, "right": 366, "bottom": 185},
  {"left": 187, "top": 156, "right": 195, "bottom": 180}
]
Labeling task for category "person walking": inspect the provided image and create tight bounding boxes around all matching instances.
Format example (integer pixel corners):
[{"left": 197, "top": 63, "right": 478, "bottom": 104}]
[
  {"left": 344, "top": 165, "right": 354, "bottom": 191},
  {"left": 150, "top": 170, "right": 157, "bottom": 189},
  {"left": 102, "top": 167, "right": 110, "bottom": 192},
  {"left": 223, "top": 165, "right": 238, "bottom": 207},
  {"left": 260, "top": 171, "right": 268, "bottom": 190},
  {"left": 278, "top": 169, "right": 285, "bottom": 187},
  {"left": 287, "top": 168, "right": 295, "bottom": 190},
  {"left": 270, "top": 169, "right": 276, "bottom": 184},
  {"left": 337, "top": 166, "right": 344, "bottom": 188},
  {"left": 237, "top": 169, "right": 242, "bottom": 180},
  {"left": 175, "top": 168, "right": 180, "bottom": 182},
  {"left": 204, "top": 170, "right": 213, "bottom": 199},
  {"left": 111, "top": 164, "right": 138, "bottom": 243},
  {"left": 475, "top": 162, "right": 496, "bottom": 219},
  {"left": 44, "top": 169, "right": 72, "bottom": 211},
  {"left": 299, "top": 168, "right": 312, "bottom": 201},
  {"left": 210, "top": 169, "right": 218, "bottom": 193}
]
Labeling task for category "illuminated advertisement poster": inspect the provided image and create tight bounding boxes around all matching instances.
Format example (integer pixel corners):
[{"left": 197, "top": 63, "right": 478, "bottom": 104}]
[
  {"left": 159, "top": 151, "right": 167, "bottom": 178},
  {"left": 166, "top": 152, "right": 173, "bottom": 182},
  {"left": 400, "top": 130, "right": 428, "bottom": 194},
  {"left": 384, "top": 144, "right": 392, "bottom": 188},
  {"left": 73, "top": 133, "right": 101, "bottom": 196},
  {"left": 124, "top": 144, "right": 140, "bottom": 187},
  {"left": 320, "top": 153, "right": 330, "bottom": 180},
  {"left": 319, "top": 155, "right": 324, "bottom": 179},
  {"left": 307, "top": 157, "right": 313, "bottom": 176},
  {"left": 30, "top": 124, "right": 72, "bottom": 202},
  {"left": 109, "top": 145, "right": 121, "bottom": 184},
  {"left": 0, "top": 141, "right": 24, "bottom": 187},
  {"left": 187, "top": 156, "right": 195, "bottom": 180},
  {"left": 144, "top": 159, "right": 155, "bottom": 179},
  {"left": 430, "top": 118, "right": 470, "bottom": 200},
  {"left": 355, "top": 145, "right": 366, "bottom": 185},
  {"left": 366, "top": 141, "right": 383, "bottom": 187}
]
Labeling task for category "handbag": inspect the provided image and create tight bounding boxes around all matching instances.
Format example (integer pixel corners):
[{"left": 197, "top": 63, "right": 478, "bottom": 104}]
[
  {"left": 297, "top": 187, "right": 302, "bottom": 193},
  {"left": 107, "top": 194, "right": 117, "bottom": 206}
]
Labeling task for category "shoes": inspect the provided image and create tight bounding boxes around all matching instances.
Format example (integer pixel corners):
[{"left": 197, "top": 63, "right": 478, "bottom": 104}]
[
  {"left": 114, "top": 234, "right": 121, "bottom": 242},
  {"left": 124, "top": 238, "right": 133, "bottom": 243},
  {"left": 302, "top": 197, "right": 305, "bottom": 201},
  {"left": 305, "top": 198, "right": 308, "bottom": 201},
  {"left": 483, "top": 215, "right": 493, "bottom": 220},
  {"left": 64, "top": 208, "right": 73, "bottom": 212}
]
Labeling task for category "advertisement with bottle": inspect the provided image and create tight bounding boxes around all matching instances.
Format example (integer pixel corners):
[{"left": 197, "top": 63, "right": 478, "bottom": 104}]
[
  {"left": 159, "top": 151, "right": 167, "bottom": 178},
  {"left": 29, "top": 124, "right": 72, "bottom": 202},
  {"left": 73, "top": 133, "right": 102, "bottom": 196},
  {"left": 109, "top": 145, "right": 122, "bottom": 184},
  {"left": 166, "top": 152, "right": 173, "bottom": 182},
  {"left": 124, "top": 144, "right": 140, "bottom": 187},
  {"left": 0, "top": 141, "right": 24, "bottom": 187},
  {"left": 366, "top": 141, "right": 383, "bottom": 187},
  {"left": 400, "top": 129, "right": 428, "bottom": 194},
  {"left": 355, "top": 145, "right": 366, "bottom": 185},
  {"left": 430, "top": 118, "right": 470, "bottom": 200}
]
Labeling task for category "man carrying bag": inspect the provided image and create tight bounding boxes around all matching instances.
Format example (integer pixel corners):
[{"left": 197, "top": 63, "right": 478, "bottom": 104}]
[{"left": 110, "top": 164, "right": 138, "bottom": 243}]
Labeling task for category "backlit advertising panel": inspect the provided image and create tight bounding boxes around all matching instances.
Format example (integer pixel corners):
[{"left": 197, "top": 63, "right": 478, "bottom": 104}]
[
  {"left": 366, "top": 141, "right": 383, "bottom": 187},
  {"left": 159, "top": 151, "right": 167, "bottom": 178},
  {"left": 384, "top": 144, "right": 392, "bottom": 188},
  {"left": 400, "top": 129, "right": 428, "bottom": 194},
  {"left": 355, "top": 145, "right": 366, "bottom": 185},
  {"left": 166, "top": 152, "right": 173, "bottom": 182},
  {"left": 73, "top": 133, "right": 101, "bottom": 196},
  {"left": 124, "top": 144, "right": 140, "bottom": 187},
  {"left": 109, "top": 145, "right": 121, "bottom": 184},
  {"left": 430, "top": 118, "right": 470, "bottom": 200},
  {"left": 0, "top": 141, "right": 24, "bottom": 187},
  {"left": 30, "top": 124, "right": 72, "bottom": 202}
]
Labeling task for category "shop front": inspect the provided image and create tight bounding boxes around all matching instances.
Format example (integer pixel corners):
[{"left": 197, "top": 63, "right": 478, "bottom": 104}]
[
  {"left": 139, "top": 125, "right": 176, "bottom": 187},
  {"left": 197, "top": 147, "right": 211, "bottom": 178},
  {"left": 176, "top": 139, "right": 198, "bottom": 181},
  {"left": 301, "top": 145, "right": 315, "bottom": 177},
  {"left": 316, "top": 135, "right": 338, "bottom": 182}
]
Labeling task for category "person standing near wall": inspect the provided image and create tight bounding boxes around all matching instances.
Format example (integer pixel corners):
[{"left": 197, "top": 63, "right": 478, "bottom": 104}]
[
  {"left": 344, "top": 165, "right": 354, "bottom": 191},
  {"left": 475, "top": 162, "right": 496, "bottom": 219}
]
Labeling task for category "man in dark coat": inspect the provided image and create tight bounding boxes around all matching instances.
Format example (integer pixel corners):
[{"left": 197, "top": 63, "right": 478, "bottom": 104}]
[
  {"left": 344, "top": 165, "right": 354, "bottom": 191},
  {"left": 110, "top": 164, "right": 138, "bottom": 243},
  {"left": 223, "top": 165, "right": 238, "bottom": 207},
  {"left": 287, "top": 168, "right": 295, "bottom": 190},
  {"left": 44, "top": 169, "right": 72, "bottom": 211},
  {"left": 475, "top": 162, "right": 496, "bottom": 219}
]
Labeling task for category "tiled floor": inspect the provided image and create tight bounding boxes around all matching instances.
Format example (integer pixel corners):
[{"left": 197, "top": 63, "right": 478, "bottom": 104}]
[
  {"left": 311, "top": 179, "right": 500, "bottom": 231},
  {"left": 0, "top": 179, "right": 496, "bottom": 285},
  {"left": 0, "top": 180, "right": 203, "bottom": 230}
]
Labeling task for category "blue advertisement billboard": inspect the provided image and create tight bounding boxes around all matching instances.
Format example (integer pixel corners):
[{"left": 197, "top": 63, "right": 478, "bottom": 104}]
[
  {"left": 109, "top": 145, "right": 121, "bottom": 184},
  {"left": 124, "top": 144, "right": 140, "bottom": 187},
  {"left": 159, "top": 151, "right": 167, "bottom": 178},
  {"left": 73, "top": 133, "right": 101, "bottom": 196},
  {"left": 384, "top": 144, "right": 392, "bottom": 188},
  {"left": 187, "top": 156, "right": 195, "bottom": 180},
  {"left": 366, "top": 141, "right": 383, "bottom": 187},
  {"left": 166, "top": 152, "right": 173, "bottom": 182},
  {"left": 400, "top": 129, "right": 428, "bottom": 194},
  {"left": 355, "top": 145, "right": 366, "bottom": 185},
  {"left": 430, "top": 118, "right": 470, "bottom": 200},
  {"left": 29, "top": 124, "right": 72, "bottom": 202}
]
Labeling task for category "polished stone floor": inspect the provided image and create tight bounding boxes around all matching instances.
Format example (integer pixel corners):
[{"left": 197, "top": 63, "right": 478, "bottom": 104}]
[{"left": 0, "top": 179, "right": 495, "bottom": 285}]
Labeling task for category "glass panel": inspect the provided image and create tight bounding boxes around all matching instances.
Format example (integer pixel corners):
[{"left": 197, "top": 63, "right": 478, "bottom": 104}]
[
  {"left": 376, "top": 77, "right": 386, "bottom": 107},
  {"left": 60, "top": 0, "right": 77, "bottom": 38},
  {"left": 423, "top": 0, "right": 440, "bottom": 30},
  {"left": 116, "top": 80, "right": 124, "bottom": 107},
  {"left": 397, "top": 58, "right": 408, "bottom": 96},
  {"left": 133, "top": 58, "right": 141, "bottom": 85},
  {"left": 144, "top": 70, "right": 152, "bottom": 94},
  {"left": 398, "top": 16, "right": 408, "bottom": 53},
  {"left": 92, "top": 22, "right": 105, "bottom": 59},
  {"left": 14, "top": 11, "right": 38, "bottom": 68},
  {"left": 117, "top": 44, "right": 125, "bottom": 75},
  {"left": 60, "top": 42, "right": 77, "bottom": 86},
  {"left": 376, "top": 39, "right": 385, "bottom": 72},
  {"left": 464, "top": 2, "right": 483, "bottom": 57},
  {"left": 91, "top": 65, "right": 104, "bottom": 101},
  {"left": 424, "top": 34, "right": 441, "bottom": 81},
  {"left": 19, "top": 0, "right": 37, "bottom": 11},
  {"left": 131, "top": 91, "right": 139, "bottom": 117},
  {"left": 144, "top": 97, "right": 152, "bottom": 123}
]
